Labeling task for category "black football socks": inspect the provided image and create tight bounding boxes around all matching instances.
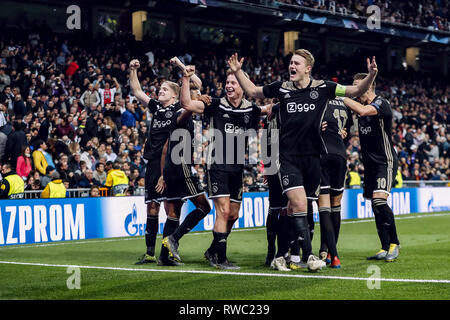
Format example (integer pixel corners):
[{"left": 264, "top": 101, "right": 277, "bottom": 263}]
[{"left": 145, "top": 215, "right": 159, "bottom": 256}]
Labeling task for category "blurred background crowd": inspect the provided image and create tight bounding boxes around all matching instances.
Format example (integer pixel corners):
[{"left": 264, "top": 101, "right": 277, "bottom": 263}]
[
  {"left": 276, "top": 0, "right": 450, "bottom": 31},
  {"left": 0, "top": 26, "right": 448, "bottom": 196}
]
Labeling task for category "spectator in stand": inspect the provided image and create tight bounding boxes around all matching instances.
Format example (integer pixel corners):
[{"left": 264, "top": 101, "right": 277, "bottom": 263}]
[
  {"left": 55, "top": 116, "right": 75, "bottom": 140},
  {"left": 40, "top": 165, "right": 56, "bottom": 188},
  {"left": 121, "top": 103, "right": 139, "bottom": 128},
  {"left": 16, "top": 145, "right": 33, "bottom": 180},
  {"left": 77, "top": 169, "right": 101, "bottom": 188},
  {"left": 105, "top": 144, "right": 117, "bottom": 162},
  {"left": 93, "top": 162, "right": 107, "bottom": 185},
  {"left": 90, "top": 185, "right": 101, "bottom": 197},
  {"left": 80, "top": 83, "right": 100, "bottom": 108},
  {"left": 96, "top": 75, "right": 121, "bottom": 108},
  {"left": 4, "top": 121, "right": 27, "bottom": 168}
]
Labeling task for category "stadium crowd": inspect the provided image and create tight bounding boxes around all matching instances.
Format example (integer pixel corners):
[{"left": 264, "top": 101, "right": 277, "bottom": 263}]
[
  {"left": 0, "top": 28, "right": 448, "bottom": 197},
  {"left": 276, "top": 0, "right": 450, "bottom": 31}
]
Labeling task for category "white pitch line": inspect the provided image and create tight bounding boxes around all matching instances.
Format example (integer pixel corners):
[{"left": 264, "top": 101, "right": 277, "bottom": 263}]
[
  {"left": 0, "top": 212, "right": 449, "bottom": 250},
  {"left": 0, "top": 260, "right": 449, "bottom": 284}
]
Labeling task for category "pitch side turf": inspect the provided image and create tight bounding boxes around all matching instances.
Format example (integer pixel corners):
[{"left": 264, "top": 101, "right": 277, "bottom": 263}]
[{"left": 0, "top": 212, "right": 449, "bottom": 300}]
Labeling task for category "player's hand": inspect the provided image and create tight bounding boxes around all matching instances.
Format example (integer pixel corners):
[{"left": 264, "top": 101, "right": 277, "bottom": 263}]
[
  {"left": 339, "top": 128, "right": 348, "bottom": 139},
  {"left": 198, "top": 95, "right": 212, "bottom": 106},
  {"left": 321, "top": 121, "right": 328, "bottom": 132},
  {"left": 183, "top": 65, "right": 195, "bottom": 78},
  {"left": 266, "top": 99, "right": 276, "bottom": 120},
  {"left": 170, "top": 57, "right": 183, "bottom": 67},
  {"left": 129, "top": 59, "right": 140, "bottom": 71},
  {"left": 155, "top": 176, "right": 166, "bottom": 194},
  {"left": 227, "top": 53, "right": 244, "bottom": 73},
  {"left": 367, "top": 56, "right": 378, "bottom": 77}
]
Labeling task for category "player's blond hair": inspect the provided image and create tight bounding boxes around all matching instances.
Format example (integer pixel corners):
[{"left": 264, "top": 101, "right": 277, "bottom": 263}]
[
  {"left": 162, "top": 81, "right": 180, "bottom": 97},
  {"left": 293, "top": 49, "right": 315, "bottom": 69}
]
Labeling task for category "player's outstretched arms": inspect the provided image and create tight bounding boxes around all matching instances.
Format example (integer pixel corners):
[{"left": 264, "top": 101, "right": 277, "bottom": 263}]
[
  {"left": 340, "top": 97, "right": 378, "bottom": 117},
  {"left": 228, "top": 53, "right": 265, "bottom": 100},
  {"left": 343, "top": 57, "right": 378, "bottom": 98},
  {"left": 180, "top": 66, "right": 206, "bottom": 113},
  {"left": 129, "top": 59, "right": 151, "bottom": 107}
]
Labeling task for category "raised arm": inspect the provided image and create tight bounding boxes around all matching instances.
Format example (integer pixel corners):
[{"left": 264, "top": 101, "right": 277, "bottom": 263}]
[
  {"left": 170, "top": 56, "right": 202, "bottom": 89},
  {"left": 112, "top": 77, "right": 121, "bottom": 93},
  {"left": 129, "top": 59, "right": 150, "bottom": 107},
  {"left": 343, "top": 57, "right": 378, "bottom": 98},
  {"left": 180, "top": 66, "right": 206, "bottom": 113},
  {"left": 228, "top": 53, "right": 265, "bottom": 100},
  {"left": 341, "top": 97, "right": 378, "bottom": 117}
]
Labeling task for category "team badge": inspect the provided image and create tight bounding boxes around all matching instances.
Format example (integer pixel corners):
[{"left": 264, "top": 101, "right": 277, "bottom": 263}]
[
  {"left": 282, "top": 176, "right": 289, "bottom": 187},
  {"left": 165, "top": 111, "right": 173, "bottom": 119},
  {"left": 244, "top": 114, "right": 250, "bottom": 124},
  {"left": 310, "top": 90, "right": 319, "bottom": 100},
  {"left": 212, "top": 182, "right": 219, "bottom": 194}
]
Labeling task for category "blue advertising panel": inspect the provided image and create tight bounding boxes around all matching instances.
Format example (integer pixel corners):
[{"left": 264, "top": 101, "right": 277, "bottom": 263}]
[{"left": 1, "top": 187, "right": 448, "bottom": 246}]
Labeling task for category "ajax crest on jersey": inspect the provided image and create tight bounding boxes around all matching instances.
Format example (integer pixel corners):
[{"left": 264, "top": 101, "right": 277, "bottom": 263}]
[
  {"left": 165, "top": 111, "right": 173, "bottom": 119},
  {"left": 310, "top": 90, "right": 319, "bottom": 100},
  {"left": 244, "top": 114, "right": 250, "bottom": 124}
]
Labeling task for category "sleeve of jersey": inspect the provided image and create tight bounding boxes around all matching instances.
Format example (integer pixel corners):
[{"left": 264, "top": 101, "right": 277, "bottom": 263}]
[
  {"left": 148, "top": 99, "right": 158, "bottom": 114},
  {"left": 346, "top": 108, "right": 354, "bottom": 130},
  {"left": 324, "top": 81, "right": 345, "bottom": 99},
  {"left": 370, "top": 98, "right": 392, "bottom": 118},
  {"left": 251, "top": 104, "right": 262, "bottom": 129},
  {"left": 203, "top": 98, "right": 219, "bottom": 118},
  {"left": 262, "top": 81, "right": 282, "bottom": 99}
]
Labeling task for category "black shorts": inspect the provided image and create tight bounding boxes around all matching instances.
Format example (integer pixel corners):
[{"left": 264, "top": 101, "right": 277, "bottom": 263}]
[
  {"left": 363, "top": 162, "right": 398, "bottom": 199},
  {"left": 145, "top": 159, "right": 166, "bottom": 204},
  {"left": 266, "top": 173, "right": 288, "bottom": 209},
  {"left": 207, "top": 169, "right": 243, "bottom": 203},
  {"left": 320, "top": 154, "right": 347, "bottom": 196},
  {"left": 165, "top": 164, "right": 205, "bottom": 202},
  {"left": 279, "top": 154, "right": 321, "bottom": 200}
]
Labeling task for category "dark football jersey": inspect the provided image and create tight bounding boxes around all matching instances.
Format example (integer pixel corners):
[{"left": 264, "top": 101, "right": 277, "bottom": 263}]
[
  {"left": 357, "top": 96, "right": 398, "bottom": 166},
  {"left": 322, "top": 98, "right": 353, "bottom": 160},
  {"left": 143, "top": 99, "right": 181, "bottom": 161},
  {"left": 263, "top": 79, "right": 343, "bottom": 157},
  {"left": 204, "top": 97, "right": 261, "bottom": 172},
  {"left": 163, "top": 109, "right": 195, "bottom": 179}
]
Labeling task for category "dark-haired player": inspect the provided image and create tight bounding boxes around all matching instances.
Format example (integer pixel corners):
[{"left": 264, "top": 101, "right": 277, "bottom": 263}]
[
  {"left": 315, "top": 97, "right": 353, "bottom": 268},
  {"left": 341, "top": 73, "right": 400, "bottom": 262},
  {"left": 228, "top": 50, "right": 378, "bottom": 271},
  {"left": 180, "top": 65, "right": 271, "bottom": 270}
]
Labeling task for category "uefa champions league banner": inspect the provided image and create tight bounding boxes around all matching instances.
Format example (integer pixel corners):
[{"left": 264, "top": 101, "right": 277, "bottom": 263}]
[{"left": 0, "top": 187, "right": 449, "bottom": 246}]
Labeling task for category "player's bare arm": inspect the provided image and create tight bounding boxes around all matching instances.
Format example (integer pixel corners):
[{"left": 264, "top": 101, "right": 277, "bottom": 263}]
[
  {"left": 129, "top": 59, "right": 151, "bottom": 107},
  {"left": 228, "top": 53, "right": 265, "bottom": 100},
  {"left": 259, "top": 102, "right": 273, "bottom": 115},
  {"left": 343, "top": 57, "right": 378, "bottom": 98},
  {"left": 341, "top": 97, "right": 378, "bottom": 117},
  {"left": 180, "top": 66, "right": 206, "bottom": 113},
  {"left": 170, "top": 56, "right": 202, "bottom": 90}
]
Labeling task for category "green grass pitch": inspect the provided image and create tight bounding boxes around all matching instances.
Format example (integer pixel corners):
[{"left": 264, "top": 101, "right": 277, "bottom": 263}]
[{"left": 0, "top": 212, "right": 449, "bottom": 300}]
